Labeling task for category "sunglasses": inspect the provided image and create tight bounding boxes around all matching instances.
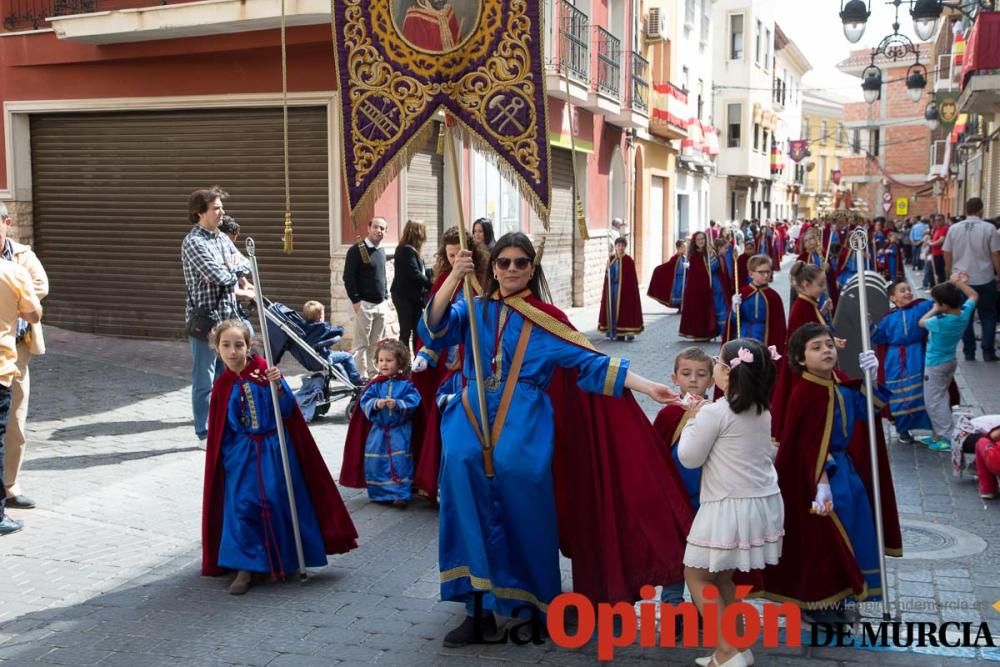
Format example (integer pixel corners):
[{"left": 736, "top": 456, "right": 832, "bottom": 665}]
[{"left": 495, "top": 257, "right": 531, "bottom": 270}]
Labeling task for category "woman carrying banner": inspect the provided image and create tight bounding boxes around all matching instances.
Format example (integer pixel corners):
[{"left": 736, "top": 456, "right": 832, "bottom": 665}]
[{"left": 418, "top": 232, "right": 693, "bottom": 647}]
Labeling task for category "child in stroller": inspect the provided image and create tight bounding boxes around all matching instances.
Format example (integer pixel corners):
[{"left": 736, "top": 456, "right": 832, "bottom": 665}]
[{"left": 301, "top": 301, "right": 365, "bottom": 387}]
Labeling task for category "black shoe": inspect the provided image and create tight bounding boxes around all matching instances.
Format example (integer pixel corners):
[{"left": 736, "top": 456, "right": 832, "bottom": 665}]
[
  {"left": 443, "top": 614, "right": 500, "bottom": 648},
  {"left": 5, "top": 495, "right": 35, "bottom": 509},
  {"left": 0, "top": 516, "right": 23, "bottom": 536},
  {"left": 984, "top": 354, "right": 999, "bottom": 363},
  {"left": 965, "top": 354, "right": 976, "bottom": 362},
  {"left": 897, "top": 431, "right": 915, "bottom": 445}
]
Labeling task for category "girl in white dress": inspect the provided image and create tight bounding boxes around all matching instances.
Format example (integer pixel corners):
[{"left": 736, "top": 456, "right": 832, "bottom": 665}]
[{"left": 678, "top": 338, "right": 785, "bottom": 667}]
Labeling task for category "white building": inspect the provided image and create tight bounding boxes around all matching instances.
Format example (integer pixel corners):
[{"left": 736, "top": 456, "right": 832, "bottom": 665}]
[{"left": 710, "top": 1, "right": 808, "bottom": 223}]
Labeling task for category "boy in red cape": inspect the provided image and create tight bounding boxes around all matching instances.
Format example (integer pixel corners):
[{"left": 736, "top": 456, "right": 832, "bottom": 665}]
[
  {"left": 754, "top": 323, "right": 901, "bottom": 617},
  {"left": 724, "top": 254, "right": 787, "bottom": 356},
  {"left": 599, "top": 237, "right": 644, "bottom": 340},
  {"left": 202, "top": 322, "right": 358, "bottom": 591},
  {"left": 647, "top": 239, "right": 687, "bottom": 309}
]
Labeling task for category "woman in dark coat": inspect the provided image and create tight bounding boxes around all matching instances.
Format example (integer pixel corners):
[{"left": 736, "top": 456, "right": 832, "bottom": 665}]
[{"left": 391, "top": 219, "right": 432, "bottom": 351}]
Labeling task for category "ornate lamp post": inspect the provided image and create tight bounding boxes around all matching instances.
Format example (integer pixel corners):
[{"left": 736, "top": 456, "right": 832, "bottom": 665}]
[{"left": 838, "top": 0, "right": 997, "bottom": 44}]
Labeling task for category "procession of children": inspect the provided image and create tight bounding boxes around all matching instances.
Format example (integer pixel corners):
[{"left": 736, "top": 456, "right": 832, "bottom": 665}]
[{"left": 196, "top": 210, "right": 993, "bottom": 667}]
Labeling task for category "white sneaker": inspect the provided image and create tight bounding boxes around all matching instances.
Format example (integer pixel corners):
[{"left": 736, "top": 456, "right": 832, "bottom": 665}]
[{"left": 695, "top": 649, "right": 754, "bottom": 666}]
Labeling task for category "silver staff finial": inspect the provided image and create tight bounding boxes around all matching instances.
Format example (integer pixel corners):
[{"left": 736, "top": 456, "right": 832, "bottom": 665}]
[
  {"left": 849, "top": 227, "right": 868, "bottom": 252},
  {"left": 245, "top": 237, "right": 257, "bottom": 257}
]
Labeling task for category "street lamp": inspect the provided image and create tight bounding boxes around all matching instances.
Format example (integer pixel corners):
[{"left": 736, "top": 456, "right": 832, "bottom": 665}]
[
  {"left": 862, "top": 65, "right": 883, "bottom": 103},
  {"left": 924, "top": 100, "right": 940, "bottom": 130},
  {"left": 905, "top": 63, "right": 928, "bottom": 102},
  {"left": 910, "top": 0, "right": 943, "bottom": 41},
  {"left": 840, "top": 0, "right": 872, "bottom": 43}
]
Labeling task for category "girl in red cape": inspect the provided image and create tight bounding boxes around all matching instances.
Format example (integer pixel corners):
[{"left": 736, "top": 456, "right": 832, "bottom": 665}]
[
  {"left": 797, "top": 227, "right": 840, "bottom": 307},
  {"left": 419, "top": 233, "right": 693, "bottom": 647},
  {"left": 599, "top": 237, "right": 644, "bottom": 339},
  {"left": 755, "top": 324, "right": 901, "bottom": 620},
  {"left": 680, "top": 231, "right": 718, "bottom": 341},
  {"left": 202, "top": 320, "right": 358, "bottom": 595}
]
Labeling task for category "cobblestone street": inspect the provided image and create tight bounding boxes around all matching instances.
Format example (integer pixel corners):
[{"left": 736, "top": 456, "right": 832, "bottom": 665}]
[{"left": 0, "top": 259, "right": 998, "bottom": 666}]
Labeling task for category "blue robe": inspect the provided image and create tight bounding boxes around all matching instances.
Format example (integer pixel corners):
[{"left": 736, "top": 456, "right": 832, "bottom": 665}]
[
  {"left": 837, "top": 250, "right": 874, "bottom": 288},
  {"left": 606, "top": 259, "right": 621, "bottom": 337},
  {"left": 417, "top": 296, "right": 628, "bottom": 617},
  {"left": 670, "top": 259, "right": 687, "bottom": 308},
  {"left": 729, "top": 286, "right": 770, "bottom": 344},
  {"left": 710, "top": 256, "right": 728, "bottom": 336},
  {"left": 218, "top": 378, "right": 327, "bottom": 574},
  {"left": 828, "top": 384, "right": 883, "bottom": 600},
  {"left": 360, "top": 377, "right": 421, "bottom": 502},
  {"left": 871, "top": 300, "right": 934, "bottom": 434}
]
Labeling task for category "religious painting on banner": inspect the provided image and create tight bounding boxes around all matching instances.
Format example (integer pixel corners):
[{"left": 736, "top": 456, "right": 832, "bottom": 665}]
[
  {"left": 332, "top": 0, "right": 552, "bottom": 221},
  {"left": 788, "top": 139, "right": 810, "bottom": 164}
]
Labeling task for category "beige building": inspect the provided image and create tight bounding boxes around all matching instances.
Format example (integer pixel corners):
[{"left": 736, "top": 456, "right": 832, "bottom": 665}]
[{"left": 799, "top": 92, "right": 852, "bottom": 219}]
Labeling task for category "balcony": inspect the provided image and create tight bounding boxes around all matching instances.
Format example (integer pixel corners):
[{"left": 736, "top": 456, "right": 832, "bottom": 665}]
[
  {"left": 935, "top": 54, "right": 960, "bottom": 92},
  {"left": 547, "top": 0, "right": 590, "bottom": 105},
  {"left": 31, "top": 0, "right": 330, "bottom": 43},
  {"left": 586, "top": 26, "right": 621, "bottom": 114},
  {"left": 929, "top": 139, "right": 950, "bottom": 179},
  {"left": 957, "top": 10, "right": 1000, "bottom": 116},
  {"left": 607, "top": 50, "right": 649, "bottom": 128},
  {"left": 650, "top": 80, "right": 689, "bottom": 141}
]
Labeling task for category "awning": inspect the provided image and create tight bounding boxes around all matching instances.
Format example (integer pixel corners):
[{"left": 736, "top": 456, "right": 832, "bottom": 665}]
[{"left": 961, "top": 11, "right": 1000, "bottom": 89}]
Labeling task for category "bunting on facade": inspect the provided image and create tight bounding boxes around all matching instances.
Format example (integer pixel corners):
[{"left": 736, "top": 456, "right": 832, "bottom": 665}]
[{"left": 331, "top": 0, "right": 551, "bottom": 220}]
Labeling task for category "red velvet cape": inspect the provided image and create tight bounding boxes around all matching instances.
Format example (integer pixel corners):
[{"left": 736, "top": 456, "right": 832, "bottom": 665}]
[
  {"left": 340, "top": 374, "right": 426, "bottom": 490},
  {"left": 647, "top": 254, "right": 683, "bottom": 307},
  {"left": 754, "top": 370, "right": 902, "bottom": 607},
  {"left": 679, "top": 252, "right": 717, "bottom": 340},
  {"left": 735, "top": 253, "right": 751, "bottom": 287},
  {"left": 723, "top": 284, "right": 787, "bottom": 355},
  {"left": 598, "top": 254, "right": 644, "bottom": 334},
  {"left": 653, "top": 404, "right": 689, "bottom": 448},
  {"left": 202, "top": 354, "right": 358, "bottom": 576},
  {"left": 504, "top": 294, "right": 694, "bottom": 600}
]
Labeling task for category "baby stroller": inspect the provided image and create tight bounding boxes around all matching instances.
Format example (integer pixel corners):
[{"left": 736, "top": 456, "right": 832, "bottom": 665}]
[{"left": 262, "top": 298, "right": 361, "bottom": 420}]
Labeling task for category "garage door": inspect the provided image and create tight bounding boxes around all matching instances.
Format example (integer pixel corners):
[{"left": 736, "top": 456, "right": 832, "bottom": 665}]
[{"left": 30, "top": 106, "right": 330, "bottom": 339}]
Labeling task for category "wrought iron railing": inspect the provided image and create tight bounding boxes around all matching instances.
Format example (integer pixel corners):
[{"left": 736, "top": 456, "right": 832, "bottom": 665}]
[
  {"left": 630, "top": 51, "right": 650, "bottom": 113},
  {"left": 4, "top": 0, "right": 171, "bottom": 31},
  {"left": 559, "top": 0, "right": 589, "bottom": 82},
  {"left": 595, "top": 26, "right": 620, "bottom": 98}
]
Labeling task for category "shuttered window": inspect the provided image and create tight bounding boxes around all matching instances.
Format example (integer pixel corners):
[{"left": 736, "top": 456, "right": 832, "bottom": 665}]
[
  {"left": 404, "top": 125, "right": 443, "bottom": 260},
  {"left": 30, "top": 106, "right": 330, "bottom": 339}
]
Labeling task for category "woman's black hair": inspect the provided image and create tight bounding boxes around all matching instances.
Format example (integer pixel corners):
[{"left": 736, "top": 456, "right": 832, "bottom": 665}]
[
  {"left": 473, "top": 218, "right": 496, "bottom": 247},
  {"left": 483, "top": 232, "right": 552, "bottom": 303},
  {"left": 719, "top": 338, "right": 775, "bottom": 415},
  {"left": 787, "top": 322, "right": 834, "bottom": 374}
]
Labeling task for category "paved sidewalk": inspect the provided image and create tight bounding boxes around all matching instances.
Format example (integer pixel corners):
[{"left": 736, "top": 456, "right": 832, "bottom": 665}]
[{"left": 0, "top": 258, "right": 997, "bottom": 665}]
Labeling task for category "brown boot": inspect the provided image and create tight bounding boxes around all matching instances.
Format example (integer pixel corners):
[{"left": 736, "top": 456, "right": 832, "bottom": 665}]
[{"left": 228, "top": 570, "right": 252, "bottom": 595}]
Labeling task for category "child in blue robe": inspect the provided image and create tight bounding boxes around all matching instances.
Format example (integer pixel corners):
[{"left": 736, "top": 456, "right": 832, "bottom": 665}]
[
  {"left": 203, "top": 320, "right": 358, "bottom": 595},
  {"left": 710, "top": 243, "right": 731, "bottom": 338},
  {"left": 871, "top": 281, "right": 934, "bottom": 443},
  {"left": 359, "top": 339, "right": 421, "bottom": 507}
]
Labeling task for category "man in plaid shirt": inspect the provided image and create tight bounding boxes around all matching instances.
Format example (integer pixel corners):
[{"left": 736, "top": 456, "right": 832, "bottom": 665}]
[{"left": 181, "top": 188, "right": 253, "bottom": 440}]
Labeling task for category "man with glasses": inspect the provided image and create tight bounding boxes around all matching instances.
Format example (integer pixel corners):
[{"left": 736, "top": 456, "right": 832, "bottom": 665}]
[{"left": 0, "top": 204, "right": 48, "bottom": 511}]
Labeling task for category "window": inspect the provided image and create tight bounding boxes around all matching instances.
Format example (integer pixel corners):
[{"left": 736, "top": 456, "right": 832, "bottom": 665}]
[
  {"left": 818, "top": 156, "right": 827, "bottom": 192},
  {"left": 852, "top": 128, "right": 861, "bottom": 154},
  {"left": 755, "top": 19, "right": 763, "bottom": 65},
  {"left": 764, "top": 28, "right": 771, "bottom": 71},
  {"left": 685, "top": 0, "right": 696, "bottom": 27},
  {"left": 473, "top": 148, "right": 523, "bottom": 235},
  {"left": 697, "top": 79, "right": 704, "bottom": 120},
  {"left": 730, "top": 14, "right": 744, "bottom": 60},
  {"left": 762, "top": 128, "right": 769, "bottom": 153},
  {"left": 682, "top": 66, "right": 690, "bottom": 92},
  {"left": 820, "top": 121, "right": 828, "bottom": 145},
  {"left": 870, "top": 128, "right": 881, "bottom": 156},
  {"left": 802, "top": 118, "right": 810, "bottom": 141},
  {"left": 838, "top": 124, "right": 847, "bottom": 147},
  {"left": 753, "top": 123, "right": 761, "bottom": 151},
  {"left": 727, "top": 103, "right": 742, "bottom": 147}
]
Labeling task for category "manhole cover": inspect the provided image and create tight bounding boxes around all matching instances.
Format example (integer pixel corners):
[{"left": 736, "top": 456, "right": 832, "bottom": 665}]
[{"left": 900, "top": 518, "right": 987, "bottom": 560}]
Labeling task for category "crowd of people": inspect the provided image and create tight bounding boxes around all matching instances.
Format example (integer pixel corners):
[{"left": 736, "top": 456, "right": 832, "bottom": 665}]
[{"left": 179, "top": 185, "right": 1000, "bottom": 665}]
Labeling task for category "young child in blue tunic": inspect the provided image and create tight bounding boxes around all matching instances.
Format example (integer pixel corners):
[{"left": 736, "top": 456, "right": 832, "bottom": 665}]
[
  {"left": 359, "top": 339, "right": 421, "bottom": 507},
  {"left": 871, "top": 280, "right": 934, "bottom": 444}
]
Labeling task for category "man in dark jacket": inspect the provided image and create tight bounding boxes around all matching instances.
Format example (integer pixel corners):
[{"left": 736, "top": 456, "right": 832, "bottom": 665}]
[{"left": 343, "top": 217, "right": 389, "bottom": 378}]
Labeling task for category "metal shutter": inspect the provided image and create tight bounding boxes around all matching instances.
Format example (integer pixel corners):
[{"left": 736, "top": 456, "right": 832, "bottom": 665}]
[
  {"left": 405, "top": 123, "right": 443, "bottom": 258},
  {"left": 545, "top": 148, "right": 574, "bottom": 306},
  {"left": 30, "top": 106, "right": 329, "bottom": 339}
]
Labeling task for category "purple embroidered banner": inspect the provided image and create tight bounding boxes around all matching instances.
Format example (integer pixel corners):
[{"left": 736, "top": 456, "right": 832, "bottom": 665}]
[{"left": 332, "top": 0, "right": 551, "bottom": 222}]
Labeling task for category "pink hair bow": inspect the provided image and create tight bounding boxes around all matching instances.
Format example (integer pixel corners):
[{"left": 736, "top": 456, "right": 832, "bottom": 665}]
[
  {"left": 768, "top": 345, "right": 782, "bottom": 361},
  {"left": 729, "top": 347, "right": 754, "bottom": 368}
]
